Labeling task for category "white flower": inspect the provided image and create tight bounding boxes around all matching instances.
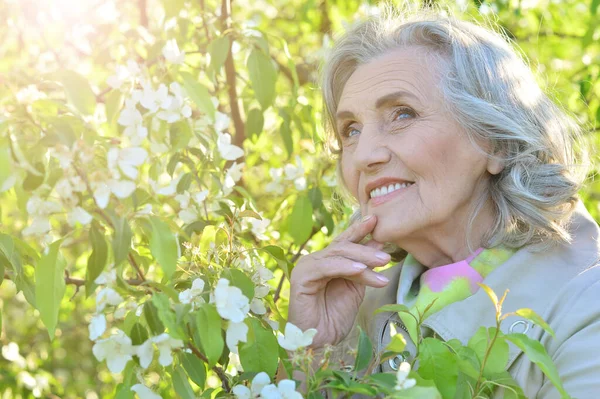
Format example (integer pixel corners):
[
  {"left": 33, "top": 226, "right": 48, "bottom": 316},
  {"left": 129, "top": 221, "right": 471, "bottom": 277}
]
[
  {"left": 214, "top": 111, "right": 230, "bottom": 133},
  {"left": 162, "top": 39, "right": 185, "bottom": 64},
  {"left": 232, "top": 372, "right": 271, "bottom": 399},
  {"left": 67, "top": 206, "right": 93, "bottom": 226},
  {"left": 92, "top": 178, "right": 137, "bottom": 209},
  {"left": 250, "top": 298, "right": 267, "bottom": 315},
  {"left": 277, "top": 323, "right": 317, "bottom": 351},
  {"left": 255, "top": 285, "right": 270, "bottom": 299},
  {"left": 2, "top": 342, "right": 26, "bottom": 368},
  {"left": 323, "top": 173, "right": 337, "bottom": 187},
  {"left": 16, "top": 85, "right": 46, "bottom": 103},
  {"left": 92, "top": 330, "right": 135, "bottom": 373},
  {"left": 293, "top": 176, "right": 306, "bottom": 191},
  {"left": 178, "top": 278, "right": 205, "bottom": 306},
  {"left": 217, "top": 132, "right": 244, "bottom": 161},
  {"left": 108, "top": 147, "right": 148, "bottom": 180},
  {"left": 131, "top": 383, "right": 163, "bottom": 399},
  {"left": 265, "top": 168, "right": 285, "bottom": 194},
  {"left": 149, "top": 173, "right": 182, "bottom": 196},
  {"left": 283, "top": 156, "right": 304, "bottom": 181},
  {"left": 152, "top": 333, "right": 184, "bottom": 366},
  {"left": 227, "top": 162, "right": 244, "bottom": 182},
  {"left": 139, "top": 83, "right": 171, "bottom": 113},
  {"left": 22, "top": 195, "right": 63, "bottom": 236},
  {"left": 214, "top": 278, "right": 250, "bottom": 323},
  {"left": 96, "top": 287, "right": 124, "bottom": 312},
  {"left": 135, "top": 339, "right": 154, "bottom": 369},
  {"left": 261, "top": 380, "right": 303, "bottom": 399},
  {"left": 156, "top": 82, "right": 191, "bottom": 123},
  {"left": 95, "top": 269, "right": 117, "bottom": 285},
  {"left": 22, "top": 218, "right": 52, "bottom": 236},
  {"left": 193, "top": 190, "right": 209, "bottom": 205},
  {"left": 107, "top": 60, "right": 140, "bottom": 90},
  {"left": 118, "top": 99, "right": 148, "bottom": 146},
  {"left": 248, "top": 217, "right": 271, "bottom": 241},
  {"left": 226, "top": 321, "right": 249, "bottom": 354},
  {"left": 394, "top": 361, "right": 417, "bottom": 390},
  {"left": 88, "top": 314, "right": 107, "bottom": 340}
]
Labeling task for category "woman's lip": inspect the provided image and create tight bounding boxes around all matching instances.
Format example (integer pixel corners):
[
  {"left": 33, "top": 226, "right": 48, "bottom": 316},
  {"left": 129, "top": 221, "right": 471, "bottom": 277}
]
[{"left": 368, "top": 184, "right": 413, "bottom": 206}]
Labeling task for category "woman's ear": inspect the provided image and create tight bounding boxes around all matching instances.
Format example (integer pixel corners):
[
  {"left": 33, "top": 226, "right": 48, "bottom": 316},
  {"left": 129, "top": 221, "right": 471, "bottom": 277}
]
[{"left": 487, "top": 156, "right": 504, "bottom": 175}]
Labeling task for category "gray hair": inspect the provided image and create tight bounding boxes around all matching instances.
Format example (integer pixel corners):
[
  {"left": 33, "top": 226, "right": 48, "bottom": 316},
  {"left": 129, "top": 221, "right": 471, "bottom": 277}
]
[{"left": 322, "top": 8, "right": 587, "bottom": 250}]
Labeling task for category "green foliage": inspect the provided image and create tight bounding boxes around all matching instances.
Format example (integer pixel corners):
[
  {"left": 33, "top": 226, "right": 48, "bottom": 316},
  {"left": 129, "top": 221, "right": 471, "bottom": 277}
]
[{"left": 0, "top": 0, "right": 596, "bottom": 397}]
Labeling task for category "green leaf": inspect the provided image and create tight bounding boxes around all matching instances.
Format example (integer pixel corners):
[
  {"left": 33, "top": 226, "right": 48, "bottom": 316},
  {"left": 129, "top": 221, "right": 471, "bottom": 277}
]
[
  {"left": 246, "top": 108, "right": 264, "bottom": 139},
  {"left": 239, "top": 209, "right": 262, "bottom": 220},
  {"left": 14, "top": 271, "right": 36, "bottom": 307},
  {"left": 172, "top": 366, "right": 196, "bottom": 399},
  {"left": 592, "top": 0, "right": 600, "bottom": 15},
  {"left": 130, "top": 323, "right": 149, "bottom": 345},
  {"left": 374, "top": 303, "right": 412, "bottom": 315},
  {"left": 514, "top": 308, "right": 555, "bottom": 337},
  {"left": 0, "top": 142, "right": 13, "bottom": 191},
  {"left": 181, "top": 352, "right": 206, "bottom": 389},
  {"left": 112, "top": 217, "right": 132, "bottom": 267},
  {"left": 152, "top": 293, "right": 185, "bottom": 339},
  {"left": 105, "top": 89, "right": 124, "bottom": 125},
  {"left": 287, "top": 195, "right": 313, "bottom": 245},
  {"left": 181, "top": 71, "right": 215, "bottom": 120},
  {"left": 55, "top": 70, "right": 96, "bottom": 115},
  {"left": 196, "top": 303, "right": 224, "bottom": 367},
  {"left": 239, "top": 318, "right": 278, "bottom": 377},
  {"left": 177, "top": 173, "right": 193, "bottom": 194},
  {"left": 170, "top": 120, "right": 193, "bottom": 151},
  {"left": 279, "top": 110, "right": 294, "bottom": 157},
  {"left": 261, "top": 245, "right": 293, "bottom": 278},
  {"left": 86, "top": 222, "right": 108, "bottom": 296},
  {"left": 308, "top": 187, "right": 323, "bottom": 210},
  {"left": 143, "top": 301, "right": 165, "bottom": 335},
  {"left": 354, "top": 328, "right": 373, "bottom": 372},
  {"left": 247, "top": 49, "right": 277, "bottom": 109},
  {"left": 385, "top": 333, "right": 407, "bottom": 353},
  {"left": 221, "top": 269, "right": 255, "bottom": 300},
  {"left": 505, "top": 333, "right": 572, "bottom": 398},
  {"left": 467, "top": 327, "right": 509, "bottom": 378},
  {"left": 149, "top": 216, "right": 178, "bottom": 279},
  {"left": 0, "top": 234, "right": 23, "bottom": 275},
  {"left": 35, "top": 240, "right": 66, "bottom": 340},
  {"left": 208, "top": 36, "right": 230, "bottom": 74},
  {"left": 478, "top": 283, "right": 499, "bottom": 311},
  {"left": 419, "top": 338, "right": 459, "bottom": 399}
]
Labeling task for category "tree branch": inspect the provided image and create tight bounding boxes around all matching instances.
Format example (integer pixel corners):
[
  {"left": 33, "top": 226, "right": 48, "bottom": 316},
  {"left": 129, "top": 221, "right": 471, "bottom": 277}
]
[
  {"left": 220, "top": 0, "right": 245, "bottom": 151},
  {"left": 3, "top": 272, "right": 143, "bottom": 287},
  {"left": 188, "top": 344, "right": 231, "bottom": 392}
]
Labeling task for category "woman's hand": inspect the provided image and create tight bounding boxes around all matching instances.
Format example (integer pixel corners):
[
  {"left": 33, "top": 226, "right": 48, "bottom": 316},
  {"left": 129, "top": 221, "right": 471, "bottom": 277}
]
[{"left": 288, "top": 215, "right": 391, "bottom": 348}]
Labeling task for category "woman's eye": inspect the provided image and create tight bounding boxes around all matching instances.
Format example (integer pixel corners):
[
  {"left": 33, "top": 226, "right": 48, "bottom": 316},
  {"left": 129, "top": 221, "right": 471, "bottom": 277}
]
[
  {"left": 394, "top": 108, "right": 415, "bottom": 121},
  {"left": 347, "top": 127, "right": 360, "bottom": 137}
]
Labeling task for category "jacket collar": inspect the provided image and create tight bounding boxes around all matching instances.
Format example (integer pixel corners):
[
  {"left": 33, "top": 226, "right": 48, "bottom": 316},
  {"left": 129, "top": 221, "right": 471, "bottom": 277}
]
[{"left": 420, "top": 202, "right": 600, "bottom": 367}]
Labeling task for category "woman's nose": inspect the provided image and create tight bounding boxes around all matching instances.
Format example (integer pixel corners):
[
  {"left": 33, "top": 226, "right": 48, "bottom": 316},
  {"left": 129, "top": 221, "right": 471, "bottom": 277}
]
[{"left": 353, "top": 127, "right": 391, "bottom": 172}]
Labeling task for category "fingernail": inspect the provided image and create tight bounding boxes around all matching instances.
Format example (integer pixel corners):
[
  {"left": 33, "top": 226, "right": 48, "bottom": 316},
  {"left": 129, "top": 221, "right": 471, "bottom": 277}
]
[
  {"left": 375, "top": 251, "right": 390, "bottom": 262},
  {"left": 375, "top": 273, "right": 389, "bottom": 283},
  {"left": 351, "top": 262, "right": 367, "bottom": 270},
  {"left": 361, "top": 214, "right": 373, "bottom": 223}
]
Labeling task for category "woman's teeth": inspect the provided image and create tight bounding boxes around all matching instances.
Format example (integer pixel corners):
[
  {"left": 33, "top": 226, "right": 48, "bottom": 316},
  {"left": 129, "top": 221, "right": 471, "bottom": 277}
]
[{"left": 370, "top": 182, "right": 412, "bottom": 199}]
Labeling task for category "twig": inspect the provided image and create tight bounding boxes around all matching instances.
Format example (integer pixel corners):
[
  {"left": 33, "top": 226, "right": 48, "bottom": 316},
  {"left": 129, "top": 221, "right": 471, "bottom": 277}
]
[
  {"left": 128, "top": 253, "right": 146, "bottom": 281},
  {"left": 3, "top": 272, "right": 143, "bottom": 287},
  {"left": 273, "top": 227, "right": 318, "bottom": 302},
  {"left": 220, "top": 0, "right": 246, "bottom": 151},
  {"left": 188, "top": 344, "right": 231, "bottom": 392}
]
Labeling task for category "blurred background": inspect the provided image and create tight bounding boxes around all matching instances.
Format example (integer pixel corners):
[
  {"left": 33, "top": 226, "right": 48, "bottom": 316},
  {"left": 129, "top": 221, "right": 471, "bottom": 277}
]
[{"left": 0, "top": 0, "right": 598, "bottom": 397}]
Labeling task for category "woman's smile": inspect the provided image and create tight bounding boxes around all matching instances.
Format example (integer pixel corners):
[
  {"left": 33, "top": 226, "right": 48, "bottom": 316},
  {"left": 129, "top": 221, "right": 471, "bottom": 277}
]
[{"left": 367, "top": 181, "right": 415, "bottom": 207}]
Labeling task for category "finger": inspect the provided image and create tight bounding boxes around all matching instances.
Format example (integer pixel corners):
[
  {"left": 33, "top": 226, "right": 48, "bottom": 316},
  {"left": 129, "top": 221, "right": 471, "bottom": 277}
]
[
  {"left": 363, "top": 239, "right": 385, "bottom": 251},
  {"left": 334, "top": 214, "right": 377, "bottom": 244},
  {"left": 326, "top": 242, "right": 391, "bottom": 268},
  {"left": 345, "top": 268, "right": 390, "bottom": 288},
  {"left": 292, "top": 255, "right": 387, "bottom": 289}
]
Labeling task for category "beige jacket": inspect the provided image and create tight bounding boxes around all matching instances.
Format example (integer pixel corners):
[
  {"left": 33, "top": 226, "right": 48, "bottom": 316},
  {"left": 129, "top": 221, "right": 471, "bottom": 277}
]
[{"left": 334, "top": 203, "right": 600, "bottom": 398}]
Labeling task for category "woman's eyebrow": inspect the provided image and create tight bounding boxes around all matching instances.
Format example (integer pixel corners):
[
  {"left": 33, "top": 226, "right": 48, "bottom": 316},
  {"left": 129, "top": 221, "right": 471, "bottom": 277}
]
[
  {"left": 336, "top": 90, "right": 421, "bottom": 121},
  {"left": 374, "top": 90, "right": 420, "bottom": 108}
]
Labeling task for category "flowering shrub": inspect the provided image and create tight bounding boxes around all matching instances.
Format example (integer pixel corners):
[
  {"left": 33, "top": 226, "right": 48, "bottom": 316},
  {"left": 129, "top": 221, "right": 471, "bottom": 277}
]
[{"left": 0, "top": 0, "right": 596, "bottom": 398}]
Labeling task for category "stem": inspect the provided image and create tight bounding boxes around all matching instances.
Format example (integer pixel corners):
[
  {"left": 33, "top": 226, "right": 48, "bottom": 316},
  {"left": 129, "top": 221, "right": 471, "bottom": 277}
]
[
  {"left": 3, "top": 272, "right": 143, "bottom": 287},
  {"left": 188, "top": 344, "right": 231, "bottom": 392},
  {"left": 220, "top": 0, "right": 245, "bottom": 152},
  {"left": 473, "top": 323, "right": 501, "bottom": 396}
]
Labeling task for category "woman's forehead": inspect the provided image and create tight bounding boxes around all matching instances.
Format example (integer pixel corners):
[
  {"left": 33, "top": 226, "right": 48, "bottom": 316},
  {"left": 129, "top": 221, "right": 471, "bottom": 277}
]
[{"left": 337, "top": 48, "right": 444, "bottom": 116}]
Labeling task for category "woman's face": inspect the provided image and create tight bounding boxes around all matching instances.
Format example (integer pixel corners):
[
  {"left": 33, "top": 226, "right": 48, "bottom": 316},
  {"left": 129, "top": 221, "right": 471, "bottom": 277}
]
[{"left": 338, "top": 46, "right": 498, "bottom": 250}]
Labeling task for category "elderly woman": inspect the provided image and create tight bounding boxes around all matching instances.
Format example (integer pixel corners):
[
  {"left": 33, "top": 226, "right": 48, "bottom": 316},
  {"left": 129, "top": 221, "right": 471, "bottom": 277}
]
[{"left": 287, "top": 10, "right": 600, "bottom": 399}]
